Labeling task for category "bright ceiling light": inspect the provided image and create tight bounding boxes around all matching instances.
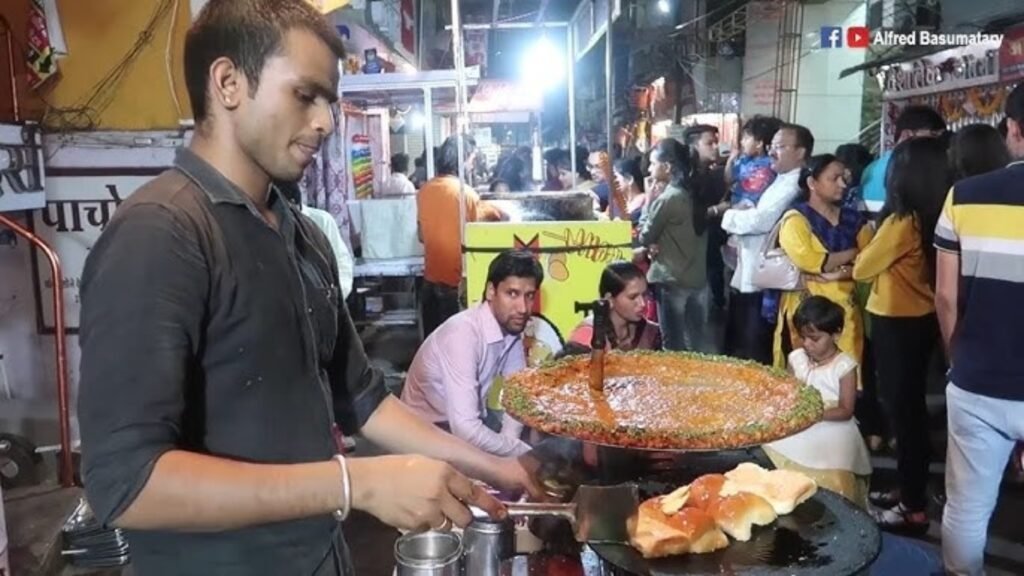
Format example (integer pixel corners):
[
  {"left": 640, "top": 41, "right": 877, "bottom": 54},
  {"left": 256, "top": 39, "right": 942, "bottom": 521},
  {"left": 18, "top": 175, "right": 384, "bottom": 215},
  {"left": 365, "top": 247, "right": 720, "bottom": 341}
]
[
  {"left": 657, "top": 0, "right": 670, "bottom": 14},
  {"left": 408, "top": 111, "right": 425, "bottom": 130},
  {"left": 520, "top": 36, "right": 564, "bottom": 92}
]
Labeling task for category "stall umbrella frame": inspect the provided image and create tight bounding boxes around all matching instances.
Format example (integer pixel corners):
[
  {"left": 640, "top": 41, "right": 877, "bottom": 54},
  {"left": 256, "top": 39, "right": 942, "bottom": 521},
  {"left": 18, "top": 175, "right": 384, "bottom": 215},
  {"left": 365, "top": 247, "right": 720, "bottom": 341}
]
[
  {"left": 337, "top": 67, "right": 483, "bottom": 186},
  {"left": 446, "top": 0, "right": 621, "bottom": 276}
]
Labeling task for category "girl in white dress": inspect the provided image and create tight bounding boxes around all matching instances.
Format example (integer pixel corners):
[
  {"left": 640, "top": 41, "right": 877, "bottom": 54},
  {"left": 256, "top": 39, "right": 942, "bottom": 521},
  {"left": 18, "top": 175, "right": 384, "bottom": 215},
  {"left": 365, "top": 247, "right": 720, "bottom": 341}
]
[{"left": 763, "top": 295, "right": 873, "bottom": 508}]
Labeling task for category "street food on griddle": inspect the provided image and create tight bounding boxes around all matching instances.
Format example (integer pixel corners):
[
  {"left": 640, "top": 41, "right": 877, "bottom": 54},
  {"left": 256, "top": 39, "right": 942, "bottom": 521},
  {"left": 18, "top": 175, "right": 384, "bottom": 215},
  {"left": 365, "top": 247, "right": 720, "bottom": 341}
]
[
  {"left": 721, "top": 463, "right": 819, "bottom": 515},
  {"left": 707, "top": 492, "right": 778, "bottom": 542},
  {"left": 686, "top": 473, "right": 726, "bottom": 511},
  {"left": 629, "top": 500, "right": 729, "bottom": 559},
  {"left": 502, "top": 351, "right": 823, "bottom": 450},
  {"left": 659, "top": 485, "right": 691, "bottom": 515},
  {"left": 628, "top": 464, "right": 817, "bottom": 558}
]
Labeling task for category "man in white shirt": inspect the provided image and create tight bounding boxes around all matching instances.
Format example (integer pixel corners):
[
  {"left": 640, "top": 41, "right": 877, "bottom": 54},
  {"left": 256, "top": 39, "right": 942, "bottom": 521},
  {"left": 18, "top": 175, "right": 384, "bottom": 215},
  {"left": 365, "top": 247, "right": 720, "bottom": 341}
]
[
  {"left": 720, "top": 123, "right": 811, "bottom": 364},
  {"left": 278, "top": 181, "right": 355, "bottom": 300},
  {"left": 381, "top": 152, "right": 416, "bottom": 196},
  {"left": 300, "top": 206, "right": 355, "bottom": 300},
  {"left": 401, "top": 250, "right": 541, "bottom": 457}
]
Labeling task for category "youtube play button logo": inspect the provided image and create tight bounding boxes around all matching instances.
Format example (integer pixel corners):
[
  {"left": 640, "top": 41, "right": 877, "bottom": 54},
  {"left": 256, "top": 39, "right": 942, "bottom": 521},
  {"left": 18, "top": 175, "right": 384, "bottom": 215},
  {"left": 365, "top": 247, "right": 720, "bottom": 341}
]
[{"left": 847, "top": 26, "right": 870, "bottom": 48}]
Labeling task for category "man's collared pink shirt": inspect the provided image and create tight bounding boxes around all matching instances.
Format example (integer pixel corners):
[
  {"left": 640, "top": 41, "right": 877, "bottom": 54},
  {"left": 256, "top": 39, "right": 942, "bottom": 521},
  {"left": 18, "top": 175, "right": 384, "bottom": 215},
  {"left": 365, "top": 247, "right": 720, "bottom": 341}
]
[{"left": 401, "top": 303, "right": 529, "bottom": 456}]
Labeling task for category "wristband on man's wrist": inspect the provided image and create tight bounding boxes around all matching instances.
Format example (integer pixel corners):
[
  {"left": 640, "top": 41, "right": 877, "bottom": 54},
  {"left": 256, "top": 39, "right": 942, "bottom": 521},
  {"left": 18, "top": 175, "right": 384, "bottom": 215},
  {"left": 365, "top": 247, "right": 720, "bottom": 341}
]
[{"left": 332, "top": 454, "right": 352, "bottom": 522}]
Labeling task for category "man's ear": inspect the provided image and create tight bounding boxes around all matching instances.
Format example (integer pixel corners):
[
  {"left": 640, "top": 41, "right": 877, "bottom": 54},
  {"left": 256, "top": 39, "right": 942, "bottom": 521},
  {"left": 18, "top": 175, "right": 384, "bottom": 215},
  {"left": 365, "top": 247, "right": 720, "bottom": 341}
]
[
  {"left": 484, "top": 282, "right": 495, "bottom": 302},
  {"left": 1009, "top": 118, "right": 1023, "bottom": 144},
  {"left": 209, "top": 57, "right": 246, "bottom": 112}
]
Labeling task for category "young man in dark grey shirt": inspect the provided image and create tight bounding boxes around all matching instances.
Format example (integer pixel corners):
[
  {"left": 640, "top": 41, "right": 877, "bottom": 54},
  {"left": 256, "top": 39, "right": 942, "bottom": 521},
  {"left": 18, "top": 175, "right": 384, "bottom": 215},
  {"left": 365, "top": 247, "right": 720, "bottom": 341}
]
[{"left": 77, "top": 2, "right": 538, "bottom": 574}]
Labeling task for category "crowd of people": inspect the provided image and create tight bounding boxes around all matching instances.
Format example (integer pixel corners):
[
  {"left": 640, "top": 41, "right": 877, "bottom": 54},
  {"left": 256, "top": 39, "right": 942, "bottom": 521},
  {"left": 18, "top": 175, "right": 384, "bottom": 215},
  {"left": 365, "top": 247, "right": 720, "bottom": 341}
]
[{"left": 401, "top": 88, "right": 1024, "bottom": 575}]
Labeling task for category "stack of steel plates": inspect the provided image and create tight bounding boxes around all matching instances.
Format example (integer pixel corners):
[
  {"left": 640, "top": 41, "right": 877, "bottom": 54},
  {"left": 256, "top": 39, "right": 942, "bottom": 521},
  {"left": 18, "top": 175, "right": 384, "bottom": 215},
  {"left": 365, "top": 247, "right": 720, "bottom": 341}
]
[{"left": 61, "top": 499, "right": 130, "bottom": 569}]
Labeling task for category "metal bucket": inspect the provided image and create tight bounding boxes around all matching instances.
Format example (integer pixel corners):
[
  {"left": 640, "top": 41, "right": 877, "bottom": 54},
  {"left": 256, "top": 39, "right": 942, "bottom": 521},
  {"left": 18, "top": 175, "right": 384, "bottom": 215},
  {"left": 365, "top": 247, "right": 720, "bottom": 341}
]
[{"left": 394, "top": 531, "right": 463, "bottom": 576}]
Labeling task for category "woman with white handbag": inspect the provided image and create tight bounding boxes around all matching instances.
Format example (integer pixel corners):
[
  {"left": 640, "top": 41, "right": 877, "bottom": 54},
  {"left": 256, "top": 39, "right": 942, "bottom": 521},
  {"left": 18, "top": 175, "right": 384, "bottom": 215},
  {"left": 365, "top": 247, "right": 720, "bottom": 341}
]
[{"left": 769, "top": 154, "right": 874, "bottom": 370}]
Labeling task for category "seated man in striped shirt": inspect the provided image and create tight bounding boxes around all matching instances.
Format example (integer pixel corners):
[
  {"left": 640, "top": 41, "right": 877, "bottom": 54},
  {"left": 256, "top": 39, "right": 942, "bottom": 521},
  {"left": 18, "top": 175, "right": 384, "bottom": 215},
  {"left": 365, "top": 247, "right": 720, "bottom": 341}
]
[{"left": 934, "top": 82, "right": 1024, "bottom": 576}]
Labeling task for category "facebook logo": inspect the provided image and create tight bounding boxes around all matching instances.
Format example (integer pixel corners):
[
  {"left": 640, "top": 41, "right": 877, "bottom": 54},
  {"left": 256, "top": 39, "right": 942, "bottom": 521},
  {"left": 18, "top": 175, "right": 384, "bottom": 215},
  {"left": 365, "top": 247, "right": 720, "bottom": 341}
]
[{"left": 821, "top": 26, "right": 843, "bottom": 48}]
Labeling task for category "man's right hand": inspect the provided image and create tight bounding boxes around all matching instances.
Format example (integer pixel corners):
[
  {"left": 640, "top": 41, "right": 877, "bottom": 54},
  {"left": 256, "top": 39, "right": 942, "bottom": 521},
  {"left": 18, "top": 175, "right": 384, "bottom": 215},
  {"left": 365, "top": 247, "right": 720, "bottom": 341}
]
[{"left": 348, "top": 455, "right": 506, "bottom": 531}]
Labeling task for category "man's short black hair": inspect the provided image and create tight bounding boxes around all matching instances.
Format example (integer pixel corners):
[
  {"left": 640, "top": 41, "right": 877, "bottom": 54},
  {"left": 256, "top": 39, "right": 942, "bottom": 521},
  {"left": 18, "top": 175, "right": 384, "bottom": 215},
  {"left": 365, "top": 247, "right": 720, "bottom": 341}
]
[
  {"left": 486, "top": 250, "right": 544, "bottom": 290},
  {"left": 184, "top": 0, "right": 345, "bottom": 123},
  {"left": 780, "top": 123, "right": 815, "bottom": 157},
  {"left": 793, "top": 295, "right": 845, "bottom": 335},
  {"left": 683, "top": 124, "right": 719, "bottom": 146},
  {"left": 1007, "top": 83, "right": 1024, "bottom": 127},
  {"left": 894, "top": 105, "right": 946, "bottom": 137},
  {"left": 391, "top": 153, "right": 409, "bottom": 174}
]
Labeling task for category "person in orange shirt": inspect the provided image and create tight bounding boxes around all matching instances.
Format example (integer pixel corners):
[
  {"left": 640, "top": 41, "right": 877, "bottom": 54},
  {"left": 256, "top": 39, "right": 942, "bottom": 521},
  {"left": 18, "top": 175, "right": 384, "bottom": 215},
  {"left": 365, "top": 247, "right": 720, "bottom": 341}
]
[{"left": 418, "top": 135, "right": 505, "bottom": 337}]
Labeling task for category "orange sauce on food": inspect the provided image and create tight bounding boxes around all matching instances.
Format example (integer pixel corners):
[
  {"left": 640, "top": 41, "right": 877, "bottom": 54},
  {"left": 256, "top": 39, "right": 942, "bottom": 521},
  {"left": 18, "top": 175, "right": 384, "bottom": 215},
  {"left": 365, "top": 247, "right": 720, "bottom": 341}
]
[{"left": 506, "top": 352, "right": 817, "bottom": 449}]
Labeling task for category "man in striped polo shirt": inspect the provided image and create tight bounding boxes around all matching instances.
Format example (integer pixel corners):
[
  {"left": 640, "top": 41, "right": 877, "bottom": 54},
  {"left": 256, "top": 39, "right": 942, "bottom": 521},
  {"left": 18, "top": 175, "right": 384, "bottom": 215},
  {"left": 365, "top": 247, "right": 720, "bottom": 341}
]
[{"left": 934, "top": 82, "right": 1024, "bottom": 576}]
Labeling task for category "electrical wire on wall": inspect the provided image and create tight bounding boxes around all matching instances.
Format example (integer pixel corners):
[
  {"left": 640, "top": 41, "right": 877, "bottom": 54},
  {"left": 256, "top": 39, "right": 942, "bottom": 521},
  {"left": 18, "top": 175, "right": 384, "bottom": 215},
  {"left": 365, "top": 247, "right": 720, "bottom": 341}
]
[
  {"left": 42, "top": 0, "right": 177, "bottom": 132},
  {"left": 166, "top": 0, "right": 184, "bottom": 120}
]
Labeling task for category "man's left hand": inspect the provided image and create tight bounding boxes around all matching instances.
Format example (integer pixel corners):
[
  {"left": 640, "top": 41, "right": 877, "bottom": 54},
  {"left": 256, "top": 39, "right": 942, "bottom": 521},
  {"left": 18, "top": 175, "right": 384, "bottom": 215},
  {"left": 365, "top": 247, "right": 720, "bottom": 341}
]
[{"left": 486, "top": 455, "right": 546, "bottom": 500}]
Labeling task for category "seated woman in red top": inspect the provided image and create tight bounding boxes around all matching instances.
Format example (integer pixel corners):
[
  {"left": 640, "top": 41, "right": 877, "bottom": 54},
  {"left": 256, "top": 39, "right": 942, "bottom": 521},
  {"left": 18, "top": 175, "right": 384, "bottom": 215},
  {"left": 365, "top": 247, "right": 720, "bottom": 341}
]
[{"left": 569, "top": 261, "right": 662, "bottom": 352}]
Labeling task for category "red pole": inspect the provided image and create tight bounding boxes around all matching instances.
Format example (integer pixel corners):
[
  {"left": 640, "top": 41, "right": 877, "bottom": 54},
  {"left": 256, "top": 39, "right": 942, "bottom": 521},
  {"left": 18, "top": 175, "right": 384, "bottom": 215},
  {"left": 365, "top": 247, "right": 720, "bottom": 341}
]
[{"left": 0, "top": 212, "right": 74, "bottom": 488}]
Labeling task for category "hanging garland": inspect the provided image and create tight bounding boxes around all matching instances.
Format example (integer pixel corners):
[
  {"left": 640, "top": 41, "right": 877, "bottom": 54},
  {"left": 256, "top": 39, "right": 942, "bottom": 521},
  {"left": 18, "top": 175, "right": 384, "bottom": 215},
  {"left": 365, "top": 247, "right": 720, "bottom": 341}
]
[
  {"left": 921, "top": 84, "right": 1009, "bottom": 126},
  {"left": 967, "top": 87, "right": 1005, "bottom": 117},
  {"left": 938, "top": 93, "right": 964, "bottom": 123}
]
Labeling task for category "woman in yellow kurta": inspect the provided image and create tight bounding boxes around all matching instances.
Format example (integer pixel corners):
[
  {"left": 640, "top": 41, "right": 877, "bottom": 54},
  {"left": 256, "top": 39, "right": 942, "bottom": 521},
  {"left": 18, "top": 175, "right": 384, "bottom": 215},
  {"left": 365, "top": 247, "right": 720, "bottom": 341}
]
[
  {"left": 773, "top": 154, "right": 874, "bottom": 369},
  {"left": 851, "top": 137, "right": 950, "bottom": 534}
]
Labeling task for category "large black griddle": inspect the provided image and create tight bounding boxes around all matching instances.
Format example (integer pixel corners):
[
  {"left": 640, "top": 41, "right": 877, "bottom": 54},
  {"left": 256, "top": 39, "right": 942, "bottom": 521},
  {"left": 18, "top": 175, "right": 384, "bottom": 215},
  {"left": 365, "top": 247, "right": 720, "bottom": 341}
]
[
  {"left": 590, "top": 489, "right": 880, "bottom": 576},
  {"left": 523, "top": 438, "right": 881, "bottom": 576}
]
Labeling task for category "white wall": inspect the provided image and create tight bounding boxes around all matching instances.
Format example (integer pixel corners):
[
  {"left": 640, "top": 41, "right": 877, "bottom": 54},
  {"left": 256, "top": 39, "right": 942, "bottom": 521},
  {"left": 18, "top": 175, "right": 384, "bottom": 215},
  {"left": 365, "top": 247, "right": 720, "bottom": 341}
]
[
  {"left": 793, "top": 0, "right": 868, "bottom": 155},
  {"left": 0, "top": 239, "right": 69, "bottom": 443},
  {"left": 189, "top": 0, "right": 209, "bottom": 18},
  {"left": 0, "top": 132, "right": 181, "bottom": 447},
  {"left": 740, "top": 1, "right": 784, "bottom": 118}
]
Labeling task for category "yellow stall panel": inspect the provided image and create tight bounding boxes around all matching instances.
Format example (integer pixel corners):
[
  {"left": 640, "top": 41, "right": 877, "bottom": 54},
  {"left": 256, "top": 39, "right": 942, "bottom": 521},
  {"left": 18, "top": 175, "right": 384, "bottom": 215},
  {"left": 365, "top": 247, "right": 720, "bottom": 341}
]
[{"left": 465, "top": 220, "right": 633, "bottom": 341}]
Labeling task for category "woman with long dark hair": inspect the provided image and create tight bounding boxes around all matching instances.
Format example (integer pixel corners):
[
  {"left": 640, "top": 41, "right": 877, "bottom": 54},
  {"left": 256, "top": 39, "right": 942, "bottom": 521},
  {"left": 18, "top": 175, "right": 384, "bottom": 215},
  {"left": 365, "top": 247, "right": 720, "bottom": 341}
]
[
  {"left": 616, "top": 156, "right": 659, "bottom": 322},
  {"left": 835, "top": 143, "right": 874, "bottom": 211},
  {"left": 613, "top": 157, "right": 647, "bottom": 225},
  {"left": 949, "top": 123, "right": 1011, "bottom": 181},
  {"left": 853, "top": 137, "right": 950, "bottom": 534},
  {"left": 774, "top": 154, "right": 874, "bottom": 368},
  {"left": 495, "top": 155, "right": 528, "bottom": 192},
  {"left": 568, "top": 261, "right": 662, "bottom": 352},
  {"left": 636, "top": 138, "right": 709, "bottom": 352}
]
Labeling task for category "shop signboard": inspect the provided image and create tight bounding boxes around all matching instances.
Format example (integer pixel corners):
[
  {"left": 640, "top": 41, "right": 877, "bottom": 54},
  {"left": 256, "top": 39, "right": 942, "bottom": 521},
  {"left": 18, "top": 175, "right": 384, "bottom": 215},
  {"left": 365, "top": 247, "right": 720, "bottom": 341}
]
[
  {"left": 465, "top": 220, "right": 632, "bottom": 340},
  {"left": 882, "top": 40, "right": 1001, "bottom": 100},
  {"left": 29, "top": 172, "right": 160, "bottom": 333},
  {"left": 999, "top": 23, "right": 1024, "bottom": 83}
]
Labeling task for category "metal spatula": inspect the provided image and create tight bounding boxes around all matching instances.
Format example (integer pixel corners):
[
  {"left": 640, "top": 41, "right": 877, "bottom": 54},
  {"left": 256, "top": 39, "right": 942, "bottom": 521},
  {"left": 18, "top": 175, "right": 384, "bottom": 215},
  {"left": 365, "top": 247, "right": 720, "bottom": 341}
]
[{"left": 489, "top": 483, "right": 640, "bottom": 544}]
